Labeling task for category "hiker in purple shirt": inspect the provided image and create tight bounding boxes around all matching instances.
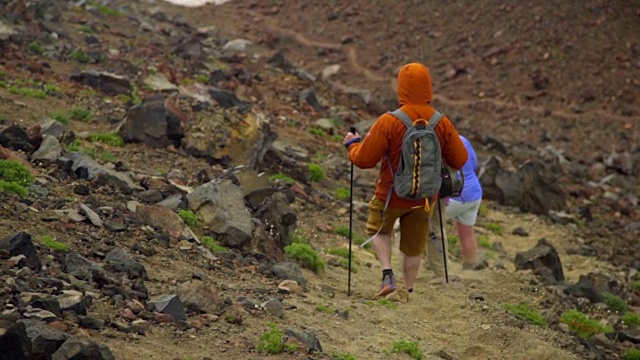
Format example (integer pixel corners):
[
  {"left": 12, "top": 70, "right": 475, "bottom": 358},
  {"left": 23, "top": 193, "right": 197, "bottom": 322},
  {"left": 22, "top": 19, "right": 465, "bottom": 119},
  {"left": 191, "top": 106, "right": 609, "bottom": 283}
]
[{"left": 446, "top": 135, "right": 486, "bottom": 270}]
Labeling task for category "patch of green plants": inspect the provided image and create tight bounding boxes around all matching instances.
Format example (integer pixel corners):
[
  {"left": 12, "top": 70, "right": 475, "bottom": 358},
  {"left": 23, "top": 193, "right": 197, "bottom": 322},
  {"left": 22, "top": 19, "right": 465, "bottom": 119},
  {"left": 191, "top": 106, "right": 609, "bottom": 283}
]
[
  {"left": 331, "top": 134, "right": 343, "bottom": 142},
  {"left": 79, "top": 89, "right": 97, "bottom": 96},
  {"left": 8, "top": 86, "right": 47, "bottom": 99},
  {"left": 0, "top": 113, "right": 5, "bottom": 121},
  {"left": 0, "top": 180, "right": 28, "bottom": 197},
  {"left": 44, "top": 83, "right": 61, "bottom": 94},
  {"left": 482, "top": 222, "right": 503, "bottom": 235},
  {"left": 87, "top": 133, "right": 124, "bottom": 147},
  {"left": 256, "top": 322, "right": 285, "bottom": 355},
  {"left": 28, "top": 41, "right": 44, "bottom": 55},
  {"left": 478, "top": 203, "right": 489, "bottom": 217},
  {"left": 71, "top": 49, "right": 90, "bottom": 63},
  {"left": 503, "top": 303, "right": 547, "bottom": 327},
  {"left": 447, "top": 234, "right": 460, "bottom": 251},
  {"left": 633, "top": 281, "right": 640, "bottom": 290},
  {"left": 87, "top": 0, "right": 122, "bottom": 17},
  {"left": 195, "top": 74, "right": 209, "bottom": 83},
  {"left": 378, "top": 298, "right": 397, "bottom": 309},
  {"left": 622, "top": 312, "right": 640, "bottom": 327},
  {"left": 309, "top": 128, "right": 326, "bottom": 137},
  {"left": 335, "top": 225, "right": 349, "bottom": 238},
  {"left": 559, "top": 309, "right": 613, "bottom": 339},
  {"left": 284, "top": 242, "right": 325, "bottom": 273},
  {"left": 338, "top": 257, "right": 357, "bottom": 272},
  {"left": 269, "top": 172, "right": 295, "bottom": 184},
  {"left": 390, "top": 340, "right": 424, "bottom": 360},
  {"left": 130, "top": 83, "right": 143, "bottom": 105},
  {"left": 0, "top": 70, "right": 6, "bottom": 78},
  {"left": 0, "top": 81, "right": 6, "bottom": 88},
  {"left": 79, "top": 25, "right": 93, "bottom": 34},
  {"left": 316, "top": 304, "right": 335, "bottom": 314},
  {"left": 623, "top": 348, "right": 640, "bottom": 360},
  {"left": 0, "top": 160, "right": 34, "bottom": 187},
  {"left": 178, "top": 209, "right": 199, "bottom": 227},
  {"left": 201, "top": 235, "right": 225, "bottom": 253},
  {"left": 65, "top": 139, "right": 82, "bottom": 152},
  {"left": 477, "top": 235, "right": 492, "bottom": 249},
  {"left": 335, "top": 187, "right": 350, "bottom": 201},
  {"left": 353, "top": 234, "right": 371, "bottom": 250},
  {"left": 70, "top": 107, "right": 93, "bottom": 122},
  {"left": 603, "top": 293, "right": 628, "bottom": 313},
  {"left": 97, "top": 151, "right": 116, "bottom": 163},
  {"left": 330, "top": 352, "right": 357, "bottom": 360},
  {"left": 307, "top": 163, "right": 324, "bottom": 182},
  {"left": 326, "top": 247, "right": 349, "bottom": 258},
  {"left": 50, "top": 111, "right": 70, "bottom": 124},
  {"left": 38, "top": 235, "right": 68, "bottom": 251}
]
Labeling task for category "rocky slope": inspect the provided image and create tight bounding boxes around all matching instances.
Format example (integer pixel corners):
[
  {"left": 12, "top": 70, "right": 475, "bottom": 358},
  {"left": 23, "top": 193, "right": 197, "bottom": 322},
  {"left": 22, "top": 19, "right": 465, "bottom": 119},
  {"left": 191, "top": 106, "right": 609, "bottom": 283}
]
[{"left": 0, "top": 0, "right": 639, "bottom": 359}]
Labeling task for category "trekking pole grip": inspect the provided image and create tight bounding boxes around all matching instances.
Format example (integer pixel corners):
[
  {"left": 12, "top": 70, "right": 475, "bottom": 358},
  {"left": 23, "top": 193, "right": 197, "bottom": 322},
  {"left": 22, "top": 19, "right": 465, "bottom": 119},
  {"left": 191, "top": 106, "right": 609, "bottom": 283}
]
[{"left": 350, "top": 126, "right": 357, "bottom": 134}]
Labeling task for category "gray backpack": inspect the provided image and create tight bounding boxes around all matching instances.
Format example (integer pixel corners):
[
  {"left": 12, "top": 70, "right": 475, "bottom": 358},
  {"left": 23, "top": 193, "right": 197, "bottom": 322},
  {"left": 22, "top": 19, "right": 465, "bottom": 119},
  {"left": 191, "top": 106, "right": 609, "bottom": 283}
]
[{"left": 387, "top": 109, "right": 443, "bottom": 201}]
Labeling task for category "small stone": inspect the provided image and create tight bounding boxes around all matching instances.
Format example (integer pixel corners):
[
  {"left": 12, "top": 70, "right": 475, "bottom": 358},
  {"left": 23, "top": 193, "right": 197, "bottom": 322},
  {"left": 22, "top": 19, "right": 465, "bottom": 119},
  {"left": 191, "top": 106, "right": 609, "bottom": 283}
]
[
  {"left": 278, "top": 280, "right": 304, "bottom": 295},
  {"left": 73, "top": 185, "right": 91, "bottom": 196},
  {"left": 261, "top": 298, "right": 284, "bottom": 318}
]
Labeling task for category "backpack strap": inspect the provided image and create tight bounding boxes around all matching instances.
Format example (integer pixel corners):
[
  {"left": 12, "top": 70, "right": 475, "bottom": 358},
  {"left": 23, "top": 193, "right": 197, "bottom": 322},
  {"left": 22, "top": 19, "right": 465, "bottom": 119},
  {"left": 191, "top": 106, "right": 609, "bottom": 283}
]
[
  {"left": 388, "top": 109, "right": 413, "bottom": 128},
  {"left": 427, "top": 111, "right": 443, "bottom": 129}
]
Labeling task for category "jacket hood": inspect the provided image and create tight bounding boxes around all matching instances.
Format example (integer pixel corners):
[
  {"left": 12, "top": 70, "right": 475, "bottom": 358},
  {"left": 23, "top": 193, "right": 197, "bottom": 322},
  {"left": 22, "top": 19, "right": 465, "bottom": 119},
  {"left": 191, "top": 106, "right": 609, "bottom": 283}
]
[{"left": 397, "top": 63, "right": 432, "bottom": 106}]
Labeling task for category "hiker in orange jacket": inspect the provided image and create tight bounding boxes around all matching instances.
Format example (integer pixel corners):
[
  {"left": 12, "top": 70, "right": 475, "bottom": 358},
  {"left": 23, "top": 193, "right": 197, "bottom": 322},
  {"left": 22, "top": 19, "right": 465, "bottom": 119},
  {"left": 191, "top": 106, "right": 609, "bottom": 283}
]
[{"left": 343, "top": 63, "right": 468, "bottom": 297}]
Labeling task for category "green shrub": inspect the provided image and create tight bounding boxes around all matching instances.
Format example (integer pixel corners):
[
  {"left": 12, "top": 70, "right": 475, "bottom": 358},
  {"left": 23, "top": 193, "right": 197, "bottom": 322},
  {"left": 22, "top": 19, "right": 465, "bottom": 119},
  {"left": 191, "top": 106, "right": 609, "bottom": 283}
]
[
  {"left": 0, "top": 160, "right": 34, "bottom": 186},
  {"left": 603, "top": 293, "right": 628, "bottom": 313},
  {"left": 88, "top": 133, "right": 124, "bottom": 147},
  {"left": 309, "top": 128, "right": 325, "bottom": 137},
  {"left": 50, "top": 111, "right": 70, "bottom": 124},
  {"left": 307, "top": 163, "right": 324, "bottom": 182},
  {"left": 559, "top": 309, "right": 613, "bottom": 339},
  {"left": 97, "top": 151, "right": 116, "bottom": 163},
  {"left": 353, "top": 234, "right": 371, "bottom": 249},
  {"left": 478, "top": 203, "right": 489, "bottom": 217},
  {"left": 38, "top": 235, "right": 68, "bottom": 251},
  {"left": 178, "top": 209, "right": 198, "bottom": 227},
  {"left": 71, "top": 49, "right": 90, "bottom": 63},
  {"left": 257, "top": 322, "right": 285, "bottom": 355},
  {"left": 477, "top": 235, "right": 492, "bottom": 249},
  {"left": 335, "top": 187, "right": 350, "bottom": 201},
  {"left": 378, "top": 298, "right": 397, "bottom": 309},
  {"left": 503, "top": 303, "right": 547, "bottom": 327},
  {"left": 79, "top": 25, "right": 93, "bottom": 34},
  {"left": 326, "top": 247, "right": 349, "bottom": 258},
  {"left": 483, "top": 222, "right": 502, "bottom": 235},
  {"left": 28, "top": 41, "right": 44, "bottom": 55},
  {"left": 284, "top": 242, "right": 325, "bottom": 273},
  {"left": 8, "top": 86, "right": 47, "bottom": 99},
  {"left": 390, "top": 340, "right": 424, "bottom": 360},
  {"left": 65, "top": 139, "right": 83, "bottom": 152},
  {"left": 0, "top": 70, "right": 6, "bottom": 78},
  {"left": 335, "top": 225, "right": 349, "bottom": 238},
  {"left": 316, "top": 304, "right": 334, "bottom": 314},
  {"left": 621, "top": 312, "right": 640, "bottom": 327},
  {"left": 70, "top": 107, "right": 93, "bottom": 122},
  {"left": 331, "top": 352, "right": 357, "bottom": 360},
  {"left": 291, "top": 231, "right": 308, "bottom": 244},
  {"left": 269, "top": 172, "right": 295, "bottom": 184},
  {"left": 201, "top": 236, "right": 225, "bottom": 253},
  {"left": 634, "top": 281, "right": 640, "bottom": 290},
  {"left": 623, "top": 349, "right": 640, "bottom": 360},
  {"left": 0, "top": 180, "right": 27, "bottom": 197}
]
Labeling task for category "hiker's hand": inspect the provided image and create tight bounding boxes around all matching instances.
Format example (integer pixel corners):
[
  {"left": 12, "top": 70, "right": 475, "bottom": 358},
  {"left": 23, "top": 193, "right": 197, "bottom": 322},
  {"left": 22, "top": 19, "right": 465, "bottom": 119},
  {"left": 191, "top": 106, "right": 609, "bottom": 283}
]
[{"left": 343, "top": 131, "right": 361, "bottom": 148}]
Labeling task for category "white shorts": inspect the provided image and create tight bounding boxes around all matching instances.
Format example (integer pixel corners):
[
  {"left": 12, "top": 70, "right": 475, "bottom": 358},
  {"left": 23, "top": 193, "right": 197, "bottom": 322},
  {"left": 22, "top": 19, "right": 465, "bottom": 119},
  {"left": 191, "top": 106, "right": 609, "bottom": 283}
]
[{"left": 445, "top": 199, "right": 481, "bottom": 226}]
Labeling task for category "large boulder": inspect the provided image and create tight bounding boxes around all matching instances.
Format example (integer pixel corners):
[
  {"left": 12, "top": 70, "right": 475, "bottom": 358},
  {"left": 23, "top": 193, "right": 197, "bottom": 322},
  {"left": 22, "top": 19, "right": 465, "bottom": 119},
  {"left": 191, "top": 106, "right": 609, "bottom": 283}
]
[
  {"left": 181, "top": 110, "right": 276, "bottom": 169},
  {"left": 0, "top": 318, "right": 31, "bottom": 360},
  {"left": 480, "top": 157, "right": 566, "bottom": 215},
  {"left": 121, "top": 94, "right": 185, "bottom": 148},
  {"left": 52, "top": 337, "right": 114, "bottom": 360},
  {"left": 65, "top": 152, "right": 141, "bottom": 194},
  {"left": 186, "top": 180, "right": 254, "bottom": 248},
  {"left": 515, "top": 239, "right": 565, "bottom": 284}
]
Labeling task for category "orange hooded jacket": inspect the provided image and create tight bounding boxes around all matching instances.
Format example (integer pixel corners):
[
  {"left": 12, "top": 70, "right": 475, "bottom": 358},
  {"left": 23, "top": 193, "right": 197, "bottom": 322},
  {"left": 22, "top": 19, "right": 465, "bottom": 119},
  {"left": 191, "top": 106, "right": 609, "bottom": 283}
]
[{"left": 348, "top": 63, "right": 468, "bottom": 209}]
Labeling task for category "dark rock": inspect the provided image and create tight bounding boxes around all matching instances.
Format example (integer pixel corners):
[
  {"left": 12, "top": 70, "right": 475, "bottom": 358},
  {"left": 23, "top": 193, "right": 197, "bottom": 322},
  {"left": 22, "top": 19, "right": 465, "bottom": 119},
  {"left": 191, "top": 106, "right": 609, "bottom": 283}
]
[
  {"left": 299, "top": 88, "right": 324, "bottom": 112},
  {"left": 39, "top": 120, "right": 68, "bottom": 140},
  {"left": 66, "top": 152, "right": 141, "bottom": 194},
  {"left": 0, "top": 125, "right": 34, "bottom": 153},
  {"left": 564, "top": 275, "right": 603, "bottom": 303},
  {"left": 270, "top": 262, "right": 307, "bottom": 289},
  {"left": 0, "top": 232, "right": 40, "bottom": 270},
  {"left": 148, "top": 294, "right": 186, "bottom": 321},
  {"left": 208, "top": 87, "right": 251, "bottom": 113},
  {"left": 512, "top": 227, "right": 529, "bottom": 237},
  {"left": 121, "top": 94, "right": 184, "bottom": 148},
  {"left": 515, "top": 239, "right": 564, "bottom": 284},
  {"left": 284, "top": 328, "right": 323, "bottom": 353},
  {"left": 104, "top": 247, "right": 147, "bottom": 279},
  {"left": 0, "top": 317, "right": 31, "bottom": 360},
  {"left": 18, "top": 319, "right": 69, "bottom": 358},
  {"left": 69, "top": 71, "right": 131, "bottom": 96},
  {"left": 73, "top": 185, "right": 90, "bottom": 196},
  {"left": 78, "top": 316, "right": 104, "bottom": 330},
  {"left": 136, "top": 189, "right": 163, "bottom": 204},
  {"left": 254, "top": 192, "right": 297, "bottom": 250},
  {"left": 480, "top": 157, "right": 566, "bottom": 215},
  {"left": 29, "top": 298, "right": 61, "bottom": 317},
  {"left": 617, "top": 328, "right": 640, "bottom": 344},
  {"left": 51, "top": 337, "right": 114, "bottom": 360},
  {"left": 57, "top": 291, "right": 89, "bottom": 316},
  {"left": 63, "top": 253, "right": 108, "bottom": 283},
  {"left": 104, "top": 221, "right": 127, "bottom": 232}
]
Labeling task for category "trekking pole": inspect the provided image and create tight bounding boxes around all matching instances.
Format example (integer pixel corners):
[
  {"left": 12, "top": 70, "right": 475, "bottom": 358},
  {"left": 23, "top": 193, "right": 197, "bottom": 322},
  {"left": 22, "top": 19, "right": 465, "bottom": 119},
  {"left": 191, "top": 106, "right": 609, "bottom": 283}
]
[
  {"left": 348, "top": 126, "right": 356, "bottom": 296},
  {"left": 437, "top": 198, "right": 449, "bottom": 284}
]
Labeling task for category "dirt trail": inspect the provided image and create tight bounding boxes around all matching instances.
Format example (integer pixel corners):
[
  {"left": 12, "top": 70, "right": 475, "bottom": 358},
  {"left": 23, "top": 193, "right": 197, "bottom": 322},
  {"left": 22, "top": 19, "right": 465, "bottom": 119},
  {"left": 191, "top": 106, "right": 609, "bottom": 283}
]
[{"left": 93, "top": 199, "right": 611, "bottom": 360}]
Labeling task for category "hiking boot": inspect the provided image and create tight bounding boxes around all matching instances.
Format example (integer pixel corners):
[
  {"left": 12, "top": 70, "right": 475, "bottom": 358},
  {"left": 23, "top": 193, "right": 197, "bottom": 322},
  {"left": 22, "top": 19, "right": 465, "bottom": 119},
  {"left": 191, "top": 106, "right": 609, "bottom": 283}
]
[
  {"left": 375, "top": 274, "right": 397, "bottom": 297},
  {"left": 463, "top": 260, "right": 489, "bottom": 271}
]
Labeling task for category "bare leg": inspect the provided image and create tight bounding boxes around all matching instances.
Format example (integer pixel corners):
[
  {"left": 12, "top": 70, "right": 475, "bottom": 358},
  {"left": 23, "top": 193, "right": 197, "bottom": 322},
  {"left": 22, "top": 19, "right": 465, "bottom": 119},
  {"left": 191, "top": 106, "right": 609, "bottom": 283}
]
[
  {"left": 402, "top": 254, "right": 422, "bottom": 290},
  {"left": 372, "top": 234, "right": 392, "bottom": 269},
  {"left": 457, "top": 222, "right": 478, "bottom": 265}
]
